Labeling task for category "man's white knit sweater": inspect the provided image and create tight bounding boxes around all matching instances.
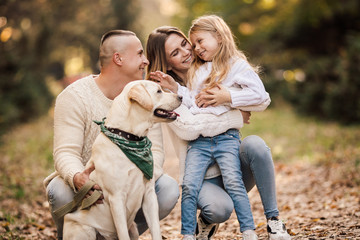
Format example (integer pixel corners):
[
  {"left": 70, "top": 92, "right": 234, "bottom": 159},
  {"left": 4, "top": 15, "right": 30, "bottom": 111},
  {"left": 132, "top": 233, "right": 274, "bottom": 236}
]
[{"left": 44, "top": 75, "right": 165, "bottom": 191}]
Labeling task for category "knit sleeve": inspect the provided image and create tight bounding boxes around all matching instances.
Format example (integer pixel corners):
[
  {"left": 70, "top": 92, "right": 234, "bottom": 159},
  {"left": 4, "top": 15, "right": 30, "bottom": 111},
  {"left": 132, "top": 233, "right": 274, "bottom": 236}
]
[
  {"left": 53, "top": 89, "right": 87, "bottom": 191},
  {"left": 228, "top": 60, "right": 270, "bottom": 108},
  {"left": 168, "top": 104, "right": 244, "bottom": 141},
  {"left": 177, "top": 84, "right": 193, "bottom": 109},
  {"left": 228, "top": 87, "right": 271, "bottom": 112},
  {"left": 147, "top": 123, "right": 165, "bottom": 181}
]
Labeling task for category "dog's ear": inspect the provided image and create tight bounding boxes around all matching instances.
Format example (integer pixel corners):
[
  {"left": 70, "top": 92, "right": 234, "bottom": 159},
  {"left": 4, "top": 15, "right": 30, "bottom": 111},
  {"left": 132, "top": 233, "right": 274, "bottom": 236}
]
[{"left": 128, "top": 84, "right": 154, "bottom": 111}]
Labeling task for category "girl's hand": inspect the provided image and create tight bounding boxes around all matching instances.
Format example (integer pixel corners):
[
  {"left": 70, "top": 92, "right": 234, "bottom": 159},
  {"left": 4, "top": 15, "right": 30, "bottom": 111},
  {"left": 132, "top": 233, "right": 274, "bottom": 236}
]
[
  {"left": 241, "top": 110, "right": 251, "bottom": 124},
  {"left": 149, "top": 71, "right": 178, "bottom": 93},
  {"left": 195, "top": 84, "right": 231, "bottom": 108}
]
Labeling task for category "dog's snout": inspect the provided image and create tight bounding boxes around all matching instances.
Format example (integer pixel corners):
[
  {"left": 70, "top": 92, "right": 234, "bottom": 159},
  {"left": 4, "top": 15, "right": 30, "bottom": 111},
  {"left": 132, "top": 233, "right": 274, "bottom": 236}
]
[{"left": 177, "top": 95, "right": 183, "bottom": 102}]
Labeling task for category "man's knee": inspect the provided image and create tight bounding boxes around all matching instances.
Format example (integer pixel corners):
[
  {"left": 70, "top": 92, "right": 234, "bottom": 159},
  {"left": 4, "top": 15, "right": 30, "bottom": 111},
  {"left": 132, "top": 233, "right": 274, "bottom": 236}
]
[{"left": 46, "top": 176, "right": 74, "bottom": 210}]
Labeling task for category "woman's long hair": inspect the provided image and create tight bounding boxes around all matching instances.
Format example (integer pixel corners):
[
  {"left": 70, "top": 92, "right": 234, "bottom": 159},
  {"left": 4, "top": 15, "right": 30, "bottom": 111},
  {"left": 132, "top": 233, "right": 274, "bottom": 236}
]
[
  {"left": 188, "top": 15, "right": 256, "bottom": 90},
  {"left": 146, "top": 26, "right": 190, "bottom": 86}
]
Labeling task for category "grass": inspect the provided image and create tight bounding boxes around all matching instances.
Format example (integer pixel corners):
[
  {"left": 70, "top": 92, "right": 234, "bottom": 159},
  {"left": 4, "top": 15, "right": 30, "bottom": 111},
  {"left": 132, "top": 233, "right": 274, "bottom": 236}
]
[
  {"left": 241, "top": 101, "right": 360, "bottom": 185},
  {"left": 0, "top": 111, "right": 54, "bottom": 203}
]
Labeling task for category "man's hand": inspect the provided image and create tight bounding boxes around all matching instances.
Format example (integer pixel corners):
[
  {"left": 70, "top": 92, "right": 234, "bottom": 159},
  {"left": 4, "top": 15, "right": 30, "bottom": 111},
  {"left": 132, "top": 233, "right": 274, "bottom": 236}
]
[
  {"left": 241, "top": 111, "right": 251, "bottom": 124},
  {"left": 149, "top": 71, "right": 178, "bottom": 93},
  {"left": 195, "top": 84, "right": 231, "bottom": 108},
  {"left": 73, "top": 164, "right": 103, "bottom": 204}
]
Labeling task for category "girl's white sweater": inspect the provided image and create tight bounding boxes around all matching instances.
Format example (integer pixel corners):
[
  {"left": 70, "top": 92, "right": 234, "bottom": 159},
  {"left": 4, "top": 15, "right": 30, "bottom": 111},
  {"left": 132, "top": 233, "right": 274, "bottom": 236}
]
[{"left": 178, "top": 58, "right": 270, "bottom": 115}]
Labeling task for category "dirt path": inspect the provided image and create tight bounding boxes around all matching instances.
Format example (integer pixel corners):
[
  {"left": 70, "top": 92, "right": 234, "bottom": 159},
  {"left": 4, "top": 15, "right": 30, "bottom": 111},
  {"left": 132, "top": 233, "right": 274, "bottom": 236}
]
[
  {"left": 141, "top": 131, "right": 360, "bottom": 239},
  {"left": 140, "top": 164, "right": 360, "bottom": 239},
  {"left": 1, "top": 134, "right": 359, "bottom": 239}
]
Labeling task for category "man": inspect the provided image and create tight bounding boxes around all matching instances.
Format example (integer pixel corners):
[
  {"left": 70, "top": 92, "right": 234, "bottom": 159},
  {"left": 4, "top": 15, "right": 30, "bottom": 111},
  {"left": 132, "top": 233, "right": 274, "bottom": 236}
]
[{"left": 44, "top": 30, "right": 180, "bottom": 239}]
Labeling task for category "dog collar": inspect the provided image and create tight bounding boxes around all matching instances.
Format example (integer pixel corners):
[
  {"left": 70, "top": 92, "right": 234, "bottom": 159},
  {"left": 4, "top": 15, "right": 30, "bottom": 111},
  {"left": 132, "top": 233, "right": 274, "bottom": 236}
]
[{"left": 105, "top": 127, "right": 144, "bottom": 141}]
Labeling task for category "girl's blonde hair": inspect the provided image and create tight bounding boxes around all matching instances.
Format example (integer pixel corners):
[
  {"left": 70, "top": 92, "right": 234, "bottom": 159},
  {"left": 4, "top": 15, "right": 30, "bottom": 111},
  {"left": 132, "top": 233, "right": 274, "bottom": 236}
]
[{"left": 188, "top": 15, "right": 255, "bottom": 89}]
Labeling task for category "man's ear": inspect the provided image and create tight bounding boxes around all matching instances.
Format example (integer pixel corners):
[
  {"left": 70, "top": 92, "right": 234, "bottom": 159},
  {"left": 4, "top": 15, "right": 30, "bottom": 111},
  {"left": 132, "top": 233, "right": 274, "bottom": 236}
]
[
  {"left": 128, "top": 84, "right": 154, "bottom": 111},
  {"left": 113, "top": 53, "right": 122, "bottom": 66}
]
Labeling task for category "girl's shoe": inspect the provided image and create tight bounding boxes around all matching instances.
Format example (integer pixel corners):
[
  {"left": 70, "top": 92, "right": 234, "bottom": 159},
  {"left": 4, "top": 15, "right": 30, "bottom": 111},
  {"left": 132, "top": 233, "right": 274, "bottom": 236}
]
[
  {"left": 242, "top": 229, "right": 258, "bottom": 240},
  {"left": 183, "top": 234, "right": 196, "bottom": 240}
]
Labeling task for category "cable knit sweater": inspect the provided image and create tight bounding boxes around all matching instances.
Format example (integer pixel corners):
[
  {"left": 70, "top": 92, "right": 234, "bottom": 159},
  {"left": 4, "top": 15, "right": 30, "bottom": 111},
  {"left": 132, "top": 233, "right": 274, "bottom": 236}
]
[
  {"left": 166, "top": 103, "right": 271, "bottom": 184},
  {"left": 167, "top": 58, "right": 271, "bottom": 183},
  {"left": 177, "top": 58, "right": 270, "bottom": 115},
  {"left": 43, "top": 75, "right": 165, "bottom": 191}
]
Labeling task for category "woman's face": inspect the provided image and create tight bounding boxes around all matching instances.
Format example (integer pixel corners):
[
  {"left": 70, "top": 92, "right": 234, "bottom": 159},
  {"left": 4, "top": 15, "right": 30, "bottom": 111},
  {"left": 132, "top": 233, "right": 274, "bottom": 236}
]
[{"left": 164, "top": 33, "right": 193, "bottom": 73}]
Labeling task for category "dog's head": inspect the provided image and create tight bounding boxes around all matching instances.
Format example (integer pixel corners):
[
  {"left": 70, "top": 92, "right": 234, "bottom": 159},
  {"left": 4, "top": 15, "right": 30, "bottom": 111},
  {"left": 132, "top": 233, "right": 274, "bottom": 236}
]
[
  {"left": 106, "top": 80, "right": 182, "bottom": 136},
  {"left": 127, "top": 80, "right": 182, "bottom": 122}
]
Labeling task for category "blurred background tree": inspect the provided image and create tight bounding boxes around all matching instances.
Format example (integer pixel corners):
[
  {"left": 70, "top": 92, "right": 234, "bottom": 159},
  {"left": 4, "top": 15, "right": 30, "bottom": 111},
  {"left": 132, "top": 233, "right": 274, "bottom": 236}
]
[
  {"left": 0, "top": 0, "right": 359, "bottom": 136},
  {"left": 0, "top": 0, "right": 141, "bottom": 135}
]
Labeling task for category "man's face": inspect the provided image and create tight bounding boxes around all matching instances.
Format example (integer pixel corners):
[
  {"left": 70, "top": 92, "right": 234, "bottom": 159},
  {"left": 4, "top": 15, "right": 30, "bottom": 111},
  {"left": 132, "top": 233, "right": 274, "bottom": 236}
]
[{"left": 121, "top": 35, "right": 149, "bottom": 80}]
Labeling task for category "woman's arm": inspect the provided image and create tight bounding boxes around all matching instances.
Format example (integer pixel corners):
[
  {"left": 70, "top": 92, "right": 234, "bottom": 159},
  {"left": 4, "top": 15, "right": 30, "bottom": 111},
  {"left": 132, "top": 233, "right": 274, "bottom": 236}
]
[
  {"left": 195, "top": 84, "right": 271, "bottom": 112},
  {"left": 147, "top": 123, "right": 165, "bottom": 181},
  {"left": 168, "top": 104, "right": 244, "bottom": 141}
]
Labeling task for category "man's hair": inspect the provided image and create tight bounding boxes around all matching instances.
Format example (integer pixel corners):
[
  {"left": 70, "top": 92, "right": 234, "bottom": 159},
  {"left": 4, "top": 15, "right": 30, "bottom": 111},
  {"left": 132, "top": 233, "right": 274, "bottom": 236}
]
[{"left": 99, "top": 30, "right": 136, "bottom": 67}]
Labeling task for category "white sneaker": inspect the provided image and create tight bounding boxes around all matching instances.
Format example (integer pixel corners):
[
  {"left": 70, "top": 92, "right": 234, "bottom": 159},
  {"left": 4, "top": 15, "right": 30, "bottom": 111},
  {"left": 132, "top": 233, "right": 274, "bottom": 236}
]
[
  {"left": 183, "top": 234, "right": 196, "bottom": 240},
  {"left": 242, "top": 229, "right": 258, "bottom": 240},
  {"left": 196, "top": 215, "right": 219, "bottom": 240},
  {"left": 267, "top": 218, "right": 291, "bottom": 240}
]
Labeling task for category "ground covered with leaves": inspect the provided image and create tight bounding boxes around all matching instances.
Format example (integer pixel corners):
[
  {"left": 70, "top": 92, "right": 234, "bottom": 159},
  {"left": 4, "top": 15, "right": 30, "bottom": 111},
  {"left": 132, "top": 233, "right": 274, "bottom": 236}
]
[{"left": 1, "top": 104, "right": 359, "bottom": 239}]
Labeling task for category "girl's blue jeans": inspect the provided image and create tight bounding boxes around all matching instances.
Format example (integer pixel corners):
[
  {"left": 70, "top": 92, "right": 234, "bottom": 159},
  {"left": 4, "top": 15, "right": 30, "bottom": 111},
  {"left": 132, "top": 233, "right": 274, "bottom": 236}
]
[
  {"left": 197, "top": 135, "right": 279, "bottom": 225},
  {"left": 181, "top": 129, "right": 255, "bottom": 235}
]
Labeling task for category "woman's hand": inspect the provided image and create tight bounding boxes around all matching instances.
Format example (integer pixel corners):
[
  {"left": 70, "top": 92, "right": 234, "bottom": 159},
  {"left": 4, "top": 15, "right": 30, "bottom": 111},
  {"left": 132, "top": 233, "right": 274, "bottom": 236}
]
[
  {"left": 149, "top": 71, "right": 178, "bottom": 93},
  {"left": 241, "top": 111, "right": 251, "bottom": 124},
  {"left": 195, "top": 84, "right": 231, "bottom": 108},
  {"left": 73, "top": 164, "right": 104, "bottom": 205}
]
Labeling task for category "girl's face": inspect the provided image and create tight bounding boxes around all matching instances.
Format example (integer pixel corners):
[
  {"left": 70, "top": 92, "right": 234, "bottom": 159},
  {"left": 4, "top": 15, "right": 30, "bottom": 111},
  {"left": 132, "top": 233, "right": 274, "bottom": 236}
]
[
  {"left": 190, "top": 30, "right": 220, "bottom": 62},
  {"left": 164, "top": 33, "right": 193, "bottom": 72}
]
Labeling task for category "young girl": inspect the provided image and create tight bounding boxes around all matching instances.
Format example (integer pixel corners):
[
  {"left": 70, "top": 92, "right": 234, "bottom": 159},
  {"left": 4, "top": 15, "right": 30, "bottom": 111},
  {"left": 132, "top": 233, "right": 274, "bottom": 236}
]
[
  {"left": 147, "top": 23, "right": 290, "bottom": 239},
  {"left": 151, "top": 16, "right": 270, "bottom": 240}
]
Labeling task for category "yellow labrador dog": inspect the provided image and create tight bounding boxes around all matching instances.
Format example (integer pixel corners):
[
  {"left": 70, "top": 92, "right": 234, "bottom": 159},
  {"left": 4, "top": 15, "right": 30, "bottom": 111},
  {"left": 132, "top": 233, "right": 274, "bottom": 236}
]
[{"left": 63, "top": 80, "right": 182, "bottom": 240}]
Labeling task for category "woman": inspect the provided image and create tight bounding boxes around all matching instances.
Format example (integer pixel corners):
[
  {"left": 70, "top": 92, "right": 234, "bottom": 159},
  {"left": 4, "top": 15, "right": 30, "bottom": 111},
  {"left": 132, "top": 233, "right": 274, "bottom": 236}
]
[{"left": 146, "top": 26, "right": 291, "bottom": 240}]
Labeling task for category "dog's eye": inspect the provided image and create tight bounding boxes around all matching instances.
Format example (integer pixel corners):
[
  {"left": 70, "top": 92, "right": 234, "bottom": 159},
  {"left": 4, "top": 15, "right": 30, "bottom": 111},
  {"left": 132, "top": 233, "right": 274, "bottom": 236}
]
[{"left": 157, "top": 89, "right": 162, "bottom": 94}]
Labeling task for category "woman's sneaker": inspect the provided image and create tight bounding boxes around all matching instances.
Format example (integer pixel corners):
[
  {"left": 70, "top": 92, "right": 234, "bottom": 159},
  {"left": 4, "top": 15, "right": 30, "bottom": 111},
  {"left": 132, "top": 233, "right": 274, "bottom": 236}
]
[
  {"left": 242, "top": 229, "right": 258, "bottom": 240},
  {"left": 196, "top": 215, "right": 219, "bottom": 240},
  {"left": 267, "top": 217, "right": 291, "bottom": 240}
]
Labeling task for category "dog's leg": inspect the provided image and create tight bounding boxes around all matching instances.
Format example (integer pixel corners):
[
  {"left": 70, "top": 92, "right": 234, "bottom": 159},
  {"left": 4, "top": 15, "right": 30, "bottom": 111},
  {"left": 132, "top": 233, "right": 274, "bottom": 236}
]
[
  {"left": 63, "top": 216, "right": 97, "bottom": 240},
  {"left": 128, "top": 221, "right": 139, "bottom": 240},
  {"left": 108, "top": 194, "right": 132, "bottom": 240},
  {"left": 142, "top": 186, "right": 162, "bottom": 240}
]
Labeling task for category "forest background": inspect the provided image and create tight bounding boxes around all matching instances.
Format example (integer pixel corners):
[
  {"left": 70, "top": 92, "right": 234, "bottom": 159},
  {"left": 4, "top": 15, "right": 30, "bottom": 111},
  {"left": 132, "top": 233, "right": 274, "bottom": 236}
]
[{"left": 0, "top": 0, "right": 359, "bottom": 239}]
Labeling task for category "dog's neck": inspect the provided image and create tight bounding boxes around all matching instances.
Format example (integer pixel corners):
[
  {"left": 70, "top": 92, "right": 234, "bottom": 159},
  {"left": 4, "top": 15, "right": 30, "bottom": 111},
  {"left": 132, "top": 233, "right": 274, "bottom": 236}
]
[{"left": 104, "top": 97, "right": 154, "bottom": 138}]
